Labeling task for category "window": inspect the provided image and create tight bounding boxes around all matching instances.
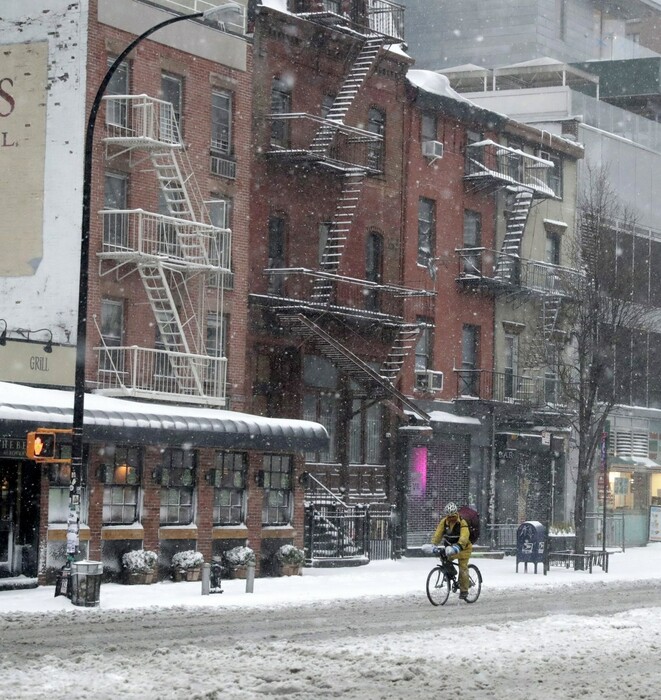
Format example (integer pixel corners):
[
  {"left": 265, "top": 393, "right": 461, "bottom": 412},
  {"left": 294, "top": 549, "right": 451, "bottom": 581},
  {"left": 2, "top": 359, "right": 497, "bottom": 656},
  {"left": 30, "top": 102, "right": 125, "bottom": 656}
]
[
  {"left": 365, "top": 231, "right": 383, "bottom": 311},
  {"left": 507, "top": 139, "right": 524, "bottom": 182},
  {"left": 547, "top": 154, "right": 563, "bottom": 198},
  {"left": 318, "top": 221, "right": 332, "bottom": 266},
  {"left": 261, "top": 454, "right": 293, "bottom": 525},
  {"left": 546, "top": 231, "right": 561, "bottom": 266},
  {"left": 349, "top": 399, "right": 383, "bottom": 464},
  {"left": 101, "top": 446, "right": 142, "bottom": 525},
  {"left": 463, "top": 210, "right": 481, "bottom": 275},
  {"left": 415, "top": 318, "right": 432, "bottom": 386},
  {"left": 211, "top": 90, "right": 232, "bottom": 155},
  {"left": 103, "top": 172, "right": 128, "bottom": 248},
  {"left": 465, "top": 129, "right": 482, "bottom": 173},
  {"left": 158, "top": 190, "right": 178, "bottom": 256},
  {"left": 271, "top": 77, "right": 291, "bottom": 148},
  {"left": 459, "top": 325, "right": 479, "bottom": 396},
  {"left": 208, "top": 197, "right": 233, "bottom": 287},
  {"left": 158, "top": 449, "right": 196, "bottom": 525},
  {"left": 161, "top": 72, "right": 183, "bottom": 138},
  {"left": 321, "top": 94, "right": 335, "bottom": 119},
  {"left": 367, "top": 107, "right": 385, "bottom": 171},
  {"left": 105, "top": 58, "right": 129, "bottom": 127},
  {"left": 212, "top": 452, "right": 247, "bottom": 525},
  {"left": 421, "top": 113, "right": 436, "bottom": 143},
  {"left": 303, "top": 355, "right": 338, "bottom": 463},
  {"left": 504, "top": 333, "right": 518, "bottom": 399},
  {"left": 100, "top": 299, "right": 124, "bottom": 376},
  {"left": 206, "top": 312, "right": 228, "bottom": 396},
  {"left": 417, "top": 197, "right": 435, "bottom": 266},
  {"left": 267, "top": 215, "right": 286, "bottom": 294}
]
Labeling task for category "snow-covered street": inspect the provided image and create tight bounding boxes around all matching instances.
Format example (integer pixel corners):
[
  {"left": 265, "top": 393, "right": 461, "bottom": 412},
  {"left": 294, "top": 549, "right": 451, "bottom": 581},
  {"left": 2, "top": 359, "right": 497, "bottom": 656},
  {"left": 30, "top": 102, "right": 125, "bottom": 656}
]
[{"left": 1, "top": 545, "right": 661, "bottom": 699}]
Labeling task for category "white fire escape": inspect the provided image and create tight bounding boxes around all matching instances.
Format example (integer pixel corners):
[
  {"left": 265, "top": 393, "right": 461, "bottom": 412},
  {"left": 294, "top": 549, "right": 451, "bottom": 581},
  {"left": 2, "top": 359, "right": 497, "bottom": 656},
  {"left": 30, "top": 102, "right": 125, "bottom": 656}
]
[{"left": 97, "top": 95, "right": 230, "bottom": 406}]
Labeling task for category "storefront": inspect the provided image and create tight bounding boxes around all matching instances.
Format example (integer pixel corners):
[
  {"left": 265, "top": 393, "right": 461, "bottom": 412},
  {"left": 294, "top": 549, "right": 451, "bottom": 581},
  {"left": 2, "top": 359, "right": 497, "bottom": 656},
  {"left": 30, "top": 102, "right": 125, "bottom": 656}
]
[{"left": 0, "top": 381, "right": 327, "bottom": 582}]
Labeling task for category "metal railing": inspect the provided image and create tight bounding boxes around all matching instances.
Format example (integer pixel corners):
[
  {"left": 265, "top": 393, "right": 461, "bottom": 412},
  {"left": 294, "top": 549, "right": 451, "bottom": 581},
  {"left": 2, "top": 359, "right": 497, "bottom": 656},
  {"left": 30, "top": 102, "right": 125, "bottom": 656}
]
[
  {"left": 465, "top": 140, "right": 556, "bottom": 197},
  {"left": 104, "top": 95, "right": 182, "bottom": 145},
  {"left": 454, "top": 368, "right": 545, "bottom": 407},
  {"left": 366, "top": 0, "right": 404, "bottom": 42},
  {"left": 266, "top": 113, "right": 383, "bottom": 172},
  {"left": 99, "top": 209, "right": 230, "bottom": 271},
  {"left": 485, "top": 523, "right": 518, "bottom": 552},
  {"left": 140, "top": 0, "right": 246, "bottom": 35},
  {"left": 456, "top": 248, "right": 582, "bottom": 294},
  {"left": 94, "top": 346, "right": 227, "bottom": 406}
]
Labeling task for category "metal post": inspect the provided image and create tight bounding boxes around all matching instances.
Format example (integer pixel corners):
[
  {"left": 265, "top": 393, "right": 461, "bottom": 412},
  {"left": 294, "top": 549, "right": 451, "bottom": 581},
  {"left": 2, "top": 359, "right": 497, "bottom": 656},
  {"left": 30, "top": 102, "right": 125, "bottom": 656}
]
[
  {"left": 601, "top": 431, "right": 608, "bottom": 556},
  {"left": 245, "top": 561, "right": 255, "bottom": 593},
  {"left": 201, "top": 562, "right": 210, "bottom": 596}
]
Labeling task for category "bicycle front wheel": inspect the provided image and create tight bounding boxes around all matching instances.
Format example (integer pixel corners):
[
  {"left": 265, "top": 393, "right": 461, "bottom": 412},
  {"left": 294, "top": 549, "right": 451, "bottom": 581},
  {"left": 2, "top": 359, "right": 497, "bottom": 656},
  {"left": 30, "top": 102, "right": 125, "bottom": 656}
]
[
  {"left": 426, "top": 566, "right": 450, "bottom": 606},
  {"left": 464, "top": 563, "right": 482, "bottom": 603}
]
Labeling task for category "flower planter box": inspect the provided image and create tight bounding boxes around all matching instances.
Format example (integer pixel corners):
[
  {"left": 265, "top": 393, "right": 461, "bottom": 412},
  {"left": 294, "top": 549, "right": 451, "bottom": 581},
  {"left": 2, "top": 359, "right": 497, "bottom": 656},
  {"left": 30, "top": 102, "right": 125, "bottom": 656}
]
[
  {"left": 173, "top": 567, "right": 201, "bottom": 582},
  {"left": 230, "top": 565, "right": 248, "bottom": 579},
  {"left": 280, "top": 564, "right": 302, "bottom": 577},
  {"left": 125, "top": 570, "right": 155, "bottom": 585}
]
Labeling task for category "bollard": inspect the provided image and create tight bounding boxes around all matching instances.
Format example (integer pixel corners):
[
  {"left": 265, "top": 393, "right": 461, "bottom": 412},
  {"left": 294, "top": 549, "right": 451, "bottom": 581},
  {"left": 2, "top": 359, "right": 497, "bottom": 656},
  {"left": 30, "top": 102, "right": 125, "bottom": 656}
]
[
  {"left": 245, "top": 560, "right": 255, "bottom": 593},
  {"left": 201, "top": 562, "right": 210, "bottom": 596}
]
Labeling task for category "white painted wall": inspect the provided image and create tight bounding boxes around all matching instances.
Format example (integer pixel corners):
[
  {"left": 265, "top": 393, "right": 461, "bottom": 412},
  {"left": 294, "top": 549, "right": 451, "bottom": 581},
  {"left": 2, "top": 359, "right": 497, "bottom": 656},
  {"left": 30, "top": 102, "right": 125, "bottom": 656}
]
[{"left": 0, "top": 1, "right": 88, "bottom": 346}]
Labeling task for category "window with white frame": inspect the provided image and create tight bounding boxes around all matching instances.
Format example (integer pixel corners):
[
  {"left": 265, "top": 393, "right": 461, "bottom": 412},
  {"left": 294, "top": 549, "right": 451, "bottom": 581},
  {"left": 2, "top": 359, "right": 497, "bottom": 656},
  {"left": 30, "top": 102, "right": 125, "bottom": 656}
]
[
  {"left": 463, "top": 210, "right": 481, "bottom": 275},
  {"left": 103, "top": 172, "right": 128, "bottom": 248},
  {"left": 101, "top": 446, "right": 142, "bottom": 525},
  {"left": 211, "top": 89, "right": 232, "bottom": 155},
  {"left": 161, "top": 72, "right": 183, "bottom": 138},
  {"left": 460, "top": 324, "right": 479, "bottom": 396},
  {"left": 105, "top": 58, "right": 129, "bottom": 128},
  {"left": 158, "top": 448, "right": 196, "bottom": 525},
  {"left": 418, "top": 197, "right": 435, "bottom": 266},
  {"left": 208, "top": 197, "right": 233, "bottom": 287},
  {"left": 261, "top": 454, "right": 293, "bottom": 525},
  {"left": 212, "top": 452, "right": 247, "bottom": 525},
  {"left": 415, "top": 319, "right": 432, "bottom": 388},
  {"left": 100, "top": 298, "right": 124, "bottom": 376}
]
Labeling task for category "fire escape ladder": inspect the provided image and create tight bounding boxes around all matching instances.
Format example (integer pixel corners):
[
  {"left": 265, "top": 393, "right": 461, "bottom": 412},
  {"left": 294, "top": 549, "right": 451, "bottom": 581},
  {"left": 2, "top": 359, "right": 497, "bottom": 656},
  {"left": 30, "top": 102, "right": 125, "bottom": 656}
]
[
  {"left": 279, "top": 314, "right": 430, "bottom": 421},
  {"left": 309, "top": 35, "right": 384, "bottom": 155},
  {"left": 138, "top": 262, "right": 205, "bottom": 395},
  {"left": 494, "top": 188, "right": 533, "bottom": 283},
  {"left": 379, "top": 324, "right": 420, "bottom": 382},
  {"left": 541, "top": 293, "right": 563, "bottom": 341},
  {"left": 311, "top": 171, "right": 365, "bottom": 304}
]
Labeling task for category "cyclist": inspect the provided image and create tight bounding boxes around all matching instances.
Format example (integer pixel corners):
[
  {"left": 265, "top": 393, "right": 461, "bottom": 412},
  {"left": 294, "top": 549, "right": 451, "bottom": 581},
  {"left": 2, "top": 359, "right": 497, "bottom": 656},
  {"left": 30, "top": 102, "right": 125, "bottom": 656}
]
[{"left": 431, "top": 502, "right": 472, "bottom": 600}]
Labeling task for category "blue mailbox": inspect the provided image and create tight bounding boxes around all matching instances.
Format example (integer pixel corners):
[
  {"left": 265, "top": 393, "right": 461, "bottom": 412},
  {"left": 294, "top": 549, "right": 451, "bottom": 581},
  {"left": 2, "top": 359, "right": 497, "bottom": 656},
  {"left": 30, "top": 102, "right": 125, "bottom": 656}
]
[{"left": 516, "top": 521, "right": 546, "bottom": 573}]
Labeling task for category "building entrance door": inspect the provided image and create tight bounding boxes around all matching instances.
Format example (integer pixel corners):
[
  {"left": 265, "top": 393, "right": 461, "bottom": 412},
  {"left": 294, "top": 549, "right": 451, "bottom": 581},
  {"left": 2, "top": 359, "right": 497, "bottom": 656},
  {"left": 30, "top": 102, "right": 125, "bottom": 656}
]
[{"left": 0, "top": 465, "right": 16, "bottom": 576}]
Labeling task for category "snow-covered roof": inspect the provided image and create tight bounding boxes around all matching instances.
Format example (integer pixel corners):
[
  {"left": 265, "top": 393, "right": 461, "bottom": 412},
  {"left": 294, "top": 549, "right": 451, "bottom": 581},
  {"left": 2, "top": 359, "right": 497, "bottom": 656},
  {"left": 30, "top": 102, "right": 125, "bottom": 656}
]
[
  {"left": 407, "top": 69, "right": 475, "bottom": 105},
  {"left": 0, "top": 381, "right": 328, "bottom": 451}
]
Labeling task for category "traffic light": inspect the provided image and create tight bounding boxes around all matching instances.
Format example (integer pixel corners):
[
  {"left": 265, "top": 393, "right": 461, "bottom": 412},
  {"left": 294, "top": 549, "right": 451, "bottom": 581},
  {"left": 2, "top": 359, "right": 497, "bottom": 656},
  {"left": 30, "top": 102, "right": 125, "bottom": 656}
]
[{"left": 26, "top": 431, "right": 57, "bottom": 460}]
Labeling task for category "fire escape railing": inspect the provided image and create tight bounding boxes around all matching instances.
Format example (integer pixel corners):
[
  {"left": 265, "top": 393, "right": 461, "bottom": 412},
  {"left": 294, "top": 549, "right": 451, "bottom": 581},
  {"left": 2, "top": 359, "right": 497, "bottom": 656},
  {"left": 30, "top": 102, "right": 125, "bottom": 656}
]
[
  {"left": 266, "top": 113, "right": 383, "bottom": 172},
  {"left": 456, "top": 248, "right": 582, "bottom": 295},
  {"left": 454, "top": 369, "right": 546, "bottom": 407},
  {"left": 366, "top": 0, "right": 404, "bottom": 42},
  {"left": 464, "top": 140, "right": 556, "bottom": 197}
]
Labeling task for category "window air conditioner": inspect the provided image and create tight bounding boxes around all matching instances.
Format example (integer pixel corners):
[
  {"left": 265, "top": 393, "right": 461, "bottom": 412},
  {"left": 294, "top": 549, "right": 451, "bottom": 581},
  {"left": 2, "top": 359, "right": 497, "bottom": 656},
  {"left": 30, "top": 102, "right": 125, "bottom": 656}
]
[
  {"left": 422, "top": 140, "right": 444, "bottom": 159},
  {"left": 427, "top": 370, "right": 444, "bottom": 391},
  {"left": 415, "top": 370, "right": 444, "bottom": 392}
]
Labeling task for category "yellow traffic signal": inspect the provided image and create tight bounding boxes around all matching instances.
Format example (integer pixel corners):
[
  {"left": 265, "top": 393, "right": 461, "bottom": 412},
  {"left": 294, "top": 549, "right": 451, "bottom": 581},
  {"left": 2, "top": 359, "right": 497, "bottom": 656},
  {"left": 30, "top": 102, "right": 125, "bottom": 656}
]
[{"left": 26, "top": 431, "right": 57, "bottom": 460}]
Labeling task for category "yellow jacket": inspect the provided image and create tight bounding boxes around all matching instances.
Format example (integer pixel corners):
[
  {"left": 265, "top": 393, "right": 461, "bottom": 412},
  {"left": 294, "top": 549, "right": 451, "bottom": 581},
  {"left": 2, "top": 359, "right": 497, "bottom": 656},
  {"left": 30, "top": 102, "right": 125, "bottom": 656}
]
[{"left": 431, "top": 516, "right": 472, "bottom": 558}]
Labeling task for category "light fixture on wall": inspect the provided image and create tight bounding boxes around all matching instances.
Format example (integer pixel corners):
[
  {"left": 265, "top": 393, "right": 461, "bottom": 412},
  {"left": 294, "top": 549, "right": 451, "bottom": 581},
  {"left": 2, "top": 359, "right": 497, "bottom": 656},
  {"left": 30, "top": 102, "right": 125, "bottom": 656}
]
[
  {"left": 15, "top": 327, "right": 54, "bottom": 353},
  {"left": 0, "top": 320, "right": 7, "bottom": 346}
]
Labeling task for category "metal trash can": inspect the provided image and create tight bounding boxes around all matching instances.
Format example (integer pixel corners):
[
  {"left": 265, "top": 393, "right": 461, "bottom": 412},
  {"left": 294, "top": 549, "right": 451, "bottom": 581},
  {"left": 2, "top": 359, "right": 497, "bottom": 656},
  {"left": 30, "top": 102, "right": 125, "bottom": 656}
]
[{"left": 70, "top": 560, "right": 103, "bottom": 607}]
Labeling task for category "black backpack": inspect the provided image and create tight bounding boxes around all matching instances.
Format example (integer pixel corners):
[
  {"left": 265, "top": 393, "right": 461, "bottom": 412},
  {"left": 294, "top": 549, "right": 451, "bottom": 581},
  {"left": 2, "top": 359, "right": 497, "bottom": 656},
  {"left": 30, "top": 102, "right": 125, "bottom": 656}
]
[{"left": 458, "top": 505, "right": 480, "bottom": 544}]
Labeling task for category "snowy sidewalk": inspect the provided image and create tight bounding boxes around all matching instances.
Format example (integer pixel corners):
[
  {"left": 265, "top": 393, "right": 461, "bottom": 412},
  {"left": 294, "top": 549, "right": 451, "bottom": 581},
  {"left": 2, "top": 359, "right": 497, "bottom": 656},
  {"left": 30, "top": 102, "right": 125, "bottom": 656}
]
[{"left": 1, "top": 543, "right": 660, "bottom": 614}]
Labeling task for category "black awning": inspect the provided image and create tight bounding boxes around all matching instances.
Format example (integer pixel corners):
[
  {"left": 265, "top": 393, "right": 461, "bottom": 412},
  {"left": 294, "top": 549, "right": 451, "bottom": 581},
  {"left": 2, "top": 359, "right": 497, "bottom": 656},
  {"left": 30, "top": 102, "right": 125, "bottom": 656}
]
[{"left": 0, "top": 382, "right": 328, "bottom": 451}]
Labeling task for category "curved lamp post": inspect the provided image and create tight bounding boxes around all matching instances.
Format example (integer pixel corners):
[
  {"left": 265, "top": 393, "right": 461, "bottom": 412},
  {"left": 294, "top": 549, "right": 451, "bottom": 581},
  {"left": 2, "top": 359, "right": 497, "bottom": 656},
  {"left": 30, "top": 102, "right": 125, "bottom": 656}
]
[{"left": 69, "top": 3, "right": 243, "bottom": 561}]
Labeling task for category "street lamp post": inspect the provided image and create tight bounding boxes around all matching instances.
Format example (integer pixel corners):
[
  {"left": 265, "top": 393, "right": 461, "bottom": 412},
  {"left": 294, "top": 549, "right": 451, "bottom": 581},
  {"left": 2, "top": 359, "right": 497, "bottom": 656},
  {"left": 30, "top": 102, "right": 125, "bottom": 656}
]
[{"left": 68, "top": 3, "right": 242, "bottom": 562}]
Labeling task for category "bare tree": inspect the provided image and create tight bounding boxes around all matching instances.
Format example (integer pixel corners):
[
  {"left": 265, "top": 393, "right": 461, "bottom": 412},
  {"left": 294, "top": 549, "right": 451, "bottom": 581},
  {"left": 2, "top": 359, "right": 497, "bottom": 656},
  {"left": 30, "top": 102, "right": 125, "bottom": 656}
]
[{"left": 527, "top": 163, "right": 647, "bottom": 554}]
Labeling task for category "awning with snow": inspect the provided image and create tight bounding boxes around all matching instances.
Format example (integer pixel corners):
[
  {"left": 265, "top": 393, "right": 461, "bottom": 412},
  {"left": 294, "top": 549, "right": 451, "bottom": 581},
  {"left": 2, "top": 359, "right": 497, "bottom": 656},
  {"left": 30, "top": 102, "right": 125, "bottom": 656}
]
[
  {"left": 0, "top": 381, "right": 328, "bottom": 451},
  {"left": 608, "top": 455, "right": 661, "bottom": 472}
]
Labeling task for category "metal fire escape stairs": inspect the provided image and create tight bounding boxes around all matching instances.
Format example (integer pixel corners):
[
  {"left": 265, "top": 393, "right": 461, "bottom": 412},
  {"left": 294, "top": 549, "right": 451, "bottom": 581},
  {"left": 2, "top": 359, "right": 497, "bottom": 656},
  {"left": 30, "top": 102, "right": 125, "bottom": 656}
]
[
  {"left": 494, "top": 188, "right": 533, "bottom": 284},
  {"left": 100, "top": 96, "right": 227, "bottom": 399}
]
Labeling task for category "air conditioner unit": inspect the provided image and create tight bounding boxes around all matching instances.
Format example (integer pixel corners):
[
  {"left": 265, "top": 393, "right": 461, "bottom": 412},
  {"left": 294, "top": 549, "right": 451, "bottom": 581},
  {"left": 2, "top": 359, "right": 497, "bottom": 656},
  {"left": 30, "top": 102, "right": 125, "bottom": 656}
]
[
  {"left": 415, "top": 370, "right": 444, "bottom": 392},
  {"left": 427, "top": 370, "right": 444, "bottom": 391},
  {"left": 422, "top": 140, "right": 444, "bottom": 159}
]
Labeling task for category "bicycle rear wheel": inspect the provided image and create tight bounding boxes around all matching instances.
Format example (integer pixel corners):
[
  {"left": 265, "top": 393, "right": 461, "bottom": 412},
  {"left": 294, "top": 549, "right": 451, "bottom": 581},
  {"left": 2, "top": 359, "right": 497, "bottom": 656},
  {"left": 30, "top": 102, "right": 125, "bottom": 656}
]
[
  {"left": 426, "top": 566, "right": 450, "bottom": 606},
  {"left": 464, "top": 564, "right": 482, "bottom": 603}
]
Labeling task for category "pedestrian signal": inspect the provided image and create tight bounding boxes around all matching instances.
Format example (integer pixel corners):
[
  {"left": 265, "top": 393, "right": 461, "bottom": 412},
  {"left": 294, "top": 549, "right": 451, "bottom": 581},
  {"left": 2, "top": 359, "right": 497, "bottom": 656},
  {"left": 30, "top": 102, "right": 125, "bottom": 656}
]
[{"left": 26, "top": 431, "right": 57, "bottom": 460}]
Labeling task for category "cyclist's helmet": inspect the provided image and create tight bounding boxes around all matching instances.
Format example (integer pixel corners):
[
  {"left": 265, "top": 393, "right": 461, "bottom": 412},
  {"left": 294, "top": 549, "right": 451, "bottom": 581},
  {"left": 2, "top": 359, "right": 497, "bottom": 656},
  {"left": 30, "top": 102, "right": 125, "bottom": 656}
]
[{"left": 444, "top": 502, "right": 458, "bottom": 517}]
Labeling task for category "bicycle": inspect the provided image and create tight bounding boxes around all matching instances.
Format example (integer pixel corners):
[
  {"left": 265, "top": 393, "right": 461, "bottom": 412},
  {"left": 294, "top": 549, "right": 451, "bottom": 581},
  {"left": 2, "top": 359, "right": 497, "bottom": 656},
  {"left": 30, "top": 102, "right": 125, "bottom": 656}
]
[{"left": 426, "top": 547, "right": 482, "bottom": 605}]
